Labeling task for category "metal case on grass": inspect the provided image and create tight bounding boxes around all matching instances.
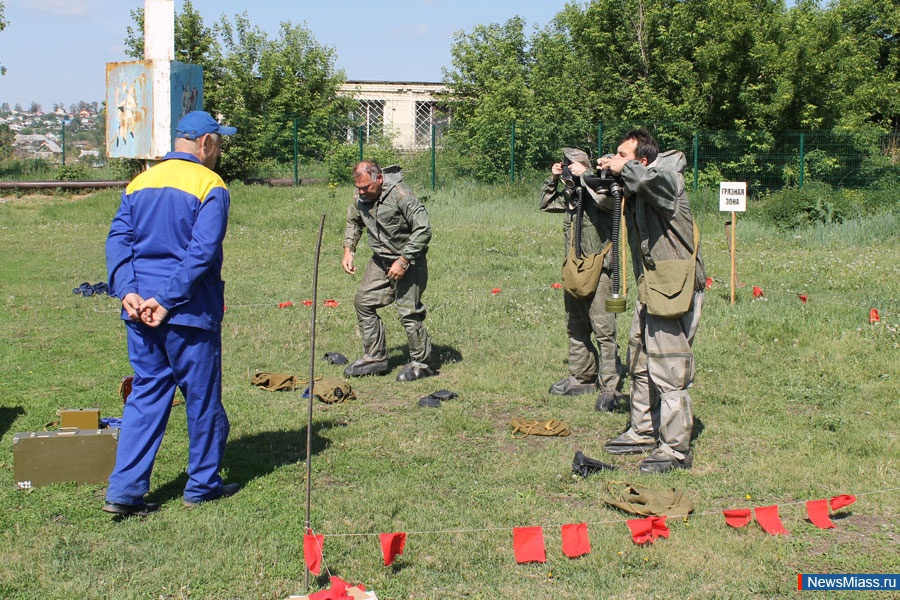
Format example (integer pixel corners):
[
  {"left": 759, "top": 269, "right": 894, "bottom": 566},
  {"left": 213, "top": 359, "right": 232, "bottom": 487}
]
[{"left": 13, "top": 428, "right": 118, "bottom": 489}]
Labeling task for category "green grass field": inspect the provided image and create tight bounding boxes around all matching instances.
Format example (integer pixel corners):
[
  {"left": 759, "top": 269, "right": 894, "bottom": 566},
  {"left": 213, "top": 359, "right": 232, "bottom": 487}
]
[{"left": 0, "top": 181, "right": 898, "bottom": 599}]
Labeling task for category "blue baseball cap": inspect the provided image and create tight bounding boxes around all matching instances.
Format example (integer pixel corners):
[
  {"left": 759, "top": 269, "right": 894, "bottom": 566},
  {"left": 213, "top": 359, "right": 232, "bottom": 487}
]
[{"left": 175, "top": 111, "right": 238, "bottom": 139}]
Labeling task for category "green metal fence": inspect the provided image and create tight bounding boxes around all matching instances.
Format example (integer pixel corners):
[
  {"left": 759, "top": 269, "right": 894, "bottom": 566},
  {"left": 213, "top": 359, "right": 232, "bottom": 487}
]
[{"left": 3, "top": 114, "right": 898, "bottom": 197}]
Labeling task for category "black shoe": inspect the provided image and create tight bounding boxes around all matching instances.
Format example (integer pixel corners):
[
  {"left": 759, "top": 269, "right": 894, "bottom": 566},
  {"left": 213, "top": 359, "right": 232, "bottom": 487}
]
[
  {"left": 396, "top": 362, "right": 435, "bottom": 382},
  {"left": 639, "top": 450, "right": 693, "bottom": 474},
  {"left": 417, "top": 395, "right": 441, "bottom": 408},
  {"left": 323, "top": 352, "right": 349, "bottom": 365},
  {"left": 595, "top": 389, "right": 624, "bottom": 412},
  {"left": 183, "top": 482, "right": 241, "bottom": 508},
  {"left": 428, "top": 389, "right": 458, "bottom": 400},
  {"left": 604, "top": 432, "right": 658, "bottom": 455},
  {"left": 343, "top": 357, "right": 388, "bottom": 377},
  {"left": 102, "top": 501, "right": 160, "bottom": 517},
  {"left": 572, "top": 450, "right": 617, "bottom": 477},
  {"left": 549, "top": 376, "right": 598, "bottom": 396}
]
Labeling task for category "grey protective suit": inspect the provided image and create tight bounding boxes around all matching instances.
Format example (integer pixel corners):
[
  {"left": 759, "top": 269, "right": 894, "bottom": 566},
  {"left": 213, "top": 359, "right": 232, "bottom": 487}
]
[
  {"left": 620, "top": 150, "right": 706, "bottom": 459},
  {"left": 343, "top": 166, "right": 432, "bottom": 364},
  {"left": 541, "top": 163, "right": 622, "bottom": 393}
]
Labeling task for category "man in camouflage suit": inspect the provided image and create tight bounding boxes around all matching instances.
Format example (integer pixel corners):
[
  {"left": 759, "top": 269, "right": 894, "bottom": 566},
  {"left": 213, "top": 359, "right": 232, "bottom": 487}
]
[
  {"left": 541, "top": 148, "right": 623, "bottom": 411},
  {"left": 342, "top": 160, "right": 434, "bottom": 381},
  {"left": 598, "top": 129, "right": 705, "bottom": 473}
]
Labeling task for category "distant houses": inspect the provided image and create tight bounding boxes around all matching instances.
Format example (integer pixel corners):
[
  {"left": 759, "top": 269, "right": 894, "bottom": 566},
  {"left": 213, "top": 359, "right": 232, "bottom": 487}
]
[
  {"left": 13, "top": 134, "right": 63, "bottom": 160},
  {"left": 1, "top": 106, "right": 100, "bottom": 162}
]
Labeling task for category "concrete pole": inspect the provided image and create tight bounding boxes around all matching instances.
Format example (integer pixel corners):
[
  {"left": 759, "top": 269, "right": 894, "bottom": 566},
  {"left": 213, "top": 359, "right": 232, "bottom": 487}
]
[{"left": 145, "top": 0, "right": 175, "bottom": 157}]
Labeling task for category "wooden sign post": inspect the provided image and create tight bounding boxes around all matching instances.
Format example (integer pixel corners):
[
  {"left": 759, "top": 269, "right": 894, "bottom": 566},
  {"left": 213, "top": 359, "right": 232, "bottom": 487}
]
[{"left": 719, "top": 182, "right": 747, "bottom": 305}]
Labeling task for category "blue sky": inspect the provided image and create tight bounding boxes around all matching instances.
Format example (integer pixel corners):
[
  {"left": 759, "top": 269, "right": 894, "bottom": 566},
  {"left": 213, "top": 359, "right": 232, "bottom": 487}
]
[{"left": 0, "top": 0, "right": 569, "bottom": 111}]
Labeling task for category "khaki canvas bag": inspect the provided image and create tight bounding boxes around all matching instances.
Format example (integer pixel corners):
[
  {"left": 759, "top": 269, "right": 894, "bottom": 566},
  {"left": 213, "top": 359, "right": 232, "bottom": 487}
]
[
  {"left": 251, "top": 372, "right": 298, "bottom": 392},
  {"left": 636, "top": 221, "right": 700, "bottom": 318},
  {"left": 602, "top": 480, "right": 694, "bottom": 517},
  {"left": 562, "top": 241, "right": 612, "bottom": 299},
  {"left": 305, "top": 375, "right": 356, "bottom": 404}
]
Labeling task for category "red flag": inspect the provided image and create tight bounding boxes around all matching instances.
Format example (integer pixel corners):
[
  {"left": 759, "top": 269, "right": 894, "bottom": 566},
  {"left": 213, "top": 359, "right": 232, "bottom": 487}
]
[
  {"left": 561, "top": 522, "right": 591, "bottom": 558},
  {"left": 324, "top": 299, "right": 340, "bottom": 308},
  {"left": 830, "top": 494, "right": 856, "bottom": 510},
  {"left": 278, "top": 301, "right": 293, "bottom": 308},
  {"left": 303, "top": 299, "right": 314, "bottom": 307},
  {"left": 705, "top": 277, "right": 713, "bottom": 289},
  {"left": 379, "top": 532, "right": 406, "bottom": 566},
  {"left": 798, "top": 294, "right": 808, "bottom": 304},
  {"left": 308, "top": 576, "right": 353, "bottom": 600},
  {"left": 869, "top": 308, "right": 880, "bottom": 324},
  {"left": 513, "top": 526, "right": 546, "bottom": 563},
  {"left": 806, "top": 499, "right": 835, "bottom": 529},
  {"left": 551, "top": 282, "right": 562, "bottom": 289},
  {"left": 752, "top": 286, "right": 764, "bottom": 298},
  {"left": 627, "top": 516, "right": 669, "bottom": 545},
  {"left": 754, "top": 505, "right": 789, "bottom": 535},
  {"left": 723, "top": 508, "right": 753, "bottom": 528},
  {"left": 304, "top": 531, "right": 324, "bottom": 575},
  {"left": 491, "top": 287, "right": 502, "bottom": 295}
]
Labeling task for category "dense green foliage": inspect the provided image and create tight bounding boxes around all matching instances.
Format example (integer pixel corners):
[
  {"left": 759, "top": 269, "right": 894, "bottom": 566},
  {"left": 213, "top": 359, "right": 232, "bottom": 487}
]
[
  {"left": 441, "top": 0, "right": 900, "bottom": 180},
  {"left": 0, "top": 123, "right": 12, "bottom": 161},
  {"left": 111, "top": 0, "right": 900, "bottom": 186},
  {"left": 124, "top": 1, "right": 354, "bottom": 181}
]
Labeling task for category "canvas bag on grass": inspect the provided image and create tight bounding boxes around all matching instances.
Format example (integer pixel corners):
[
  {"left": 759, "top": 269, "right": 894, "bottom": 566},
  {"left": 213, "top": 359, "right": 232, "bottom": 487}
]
[
  {"left": 302, "top": 375, "right": 356, "bottom": 404},
  {"left": 602, "top": 480, "right": 694, "bottom": 517},
  {"left": 636, "top": 221, "right": 700, "bottom": 318},
  {"left": 251, "top": 371, "right": 298, "bottom": 391},
  {"left": 563, "top": 241, "right": 612, "bottom": 299}
]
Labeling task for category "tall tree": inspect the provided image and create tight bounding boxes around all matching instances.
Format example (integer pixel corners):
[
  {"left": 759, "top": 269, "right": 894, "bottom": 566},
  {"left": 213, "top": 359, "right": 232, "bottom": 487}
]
[
  {"left": 211, "top": 14, "right": 352, "bottom": 179},
  {"left": 0, "top": 123, "right": 13, "bottom": 160},
  {"left": 442, "top": 17, "right": 536, "bottom": 179},
  {"left": 1, "top": 1, "right": 8, "bottom": 76},
  {"left": 124, "top": 0, "right": 219, "bottom": 68},
  {"left": 124, "top": 5, "right": 350, "bottom": 180}
]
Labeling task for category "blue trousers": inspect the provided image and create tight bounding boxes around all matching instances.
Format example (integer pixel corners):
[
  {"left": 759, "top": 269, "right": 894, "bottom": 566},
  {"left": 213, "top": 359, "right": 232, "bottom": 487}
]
[{"left": 106, "top": 321, "right": 230, "bottom": 505}]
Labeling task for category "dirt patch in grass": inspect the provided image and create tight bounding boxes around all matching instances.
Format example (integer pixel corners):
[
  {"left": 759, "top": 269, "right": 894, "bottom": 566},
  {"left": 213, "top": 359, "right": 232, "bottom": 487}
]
[
  {"left": 0, "top": 191, "right": 95, "bottom": 205},
  {"left": 792, "top": 512, "right": 898, "bottom": 573}
]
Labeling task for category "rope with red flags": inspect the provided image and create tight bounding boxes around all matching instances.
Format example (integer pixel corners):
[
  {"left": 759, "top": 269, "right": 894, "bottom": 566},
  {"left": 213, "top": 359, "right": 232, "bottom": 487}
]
[{"left": 302, "top": 489, "right": 894, "bottom": 573}]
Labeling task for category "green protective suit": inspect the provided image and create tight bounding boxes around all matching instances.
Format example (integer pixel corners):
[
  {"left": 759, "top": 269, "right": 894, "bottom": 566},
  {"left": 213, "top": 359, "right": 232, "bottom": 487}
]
[
  {"left": 343, "top": 166, "right": 432, "bottom": 364},
  {"left": 541, "top": 166, "right": 622, "bottom": 393},
  {"left": 620, "top": 150, "right": 706, "bottom": 459}
]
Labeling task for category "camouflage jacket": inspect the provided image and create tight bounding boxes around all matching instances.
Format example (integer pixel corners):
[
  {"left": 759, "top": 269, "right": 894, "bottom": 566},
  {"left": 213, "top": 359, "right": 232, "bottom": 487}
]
[{"left": 343, "top": 166, "right": 432, "bottom": 263}]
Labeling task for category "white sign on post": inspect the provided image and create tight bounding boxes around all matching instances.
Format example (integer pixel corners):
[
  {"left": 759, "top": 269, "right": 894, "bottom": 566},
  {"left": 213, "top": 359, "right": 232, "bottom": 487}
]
[{"left": 719, "top": 182, "right": 747, "bottom": 212}]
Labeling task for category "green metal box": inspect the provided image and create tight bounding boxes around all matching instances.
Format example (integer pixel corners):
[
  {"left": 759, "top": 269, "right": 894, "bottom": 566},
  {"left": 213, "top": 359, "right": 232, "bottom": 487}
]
[
  {"left": 59, "top": 408, "right": 101, "bottom": 430},
  {"left": 13, "top": 428, "right": 118, "bottom": 489}
]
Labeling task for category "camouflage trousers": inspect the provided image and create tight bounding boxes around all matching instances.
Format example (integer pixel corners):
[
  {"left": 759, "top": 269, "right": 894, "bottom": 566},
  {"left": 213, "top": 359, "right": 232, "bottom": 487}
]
[
  {"left": 353, "top": 255, "right": 432, "bottom": 365},
  {"left": 625, "top": 290, "right": 704, "bottom": 458},
  {"left": 564, "top": 268, "right": 622, "bottom": 391}
]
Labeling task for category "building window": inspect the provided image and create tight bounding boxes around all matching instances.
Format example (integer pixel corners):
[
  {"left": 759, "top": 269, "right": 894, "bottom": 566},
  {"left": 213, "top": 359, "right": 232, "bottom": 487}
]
[
  {"left": 414, "top": 100, "right": 450, "bottom": 148},
  {"left": 414, "top": 101, "right": 435, "bottom": 147},
  {"left": 351, "top": 100, "right": 385, "bottom": 142}
]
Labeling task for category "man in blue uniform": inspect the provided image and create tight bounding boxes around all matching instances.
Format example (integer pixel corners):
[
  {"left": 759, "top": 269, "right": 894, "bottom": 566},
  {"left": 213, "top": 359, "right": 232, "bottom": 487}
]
[{"left": 103, "top": 111, "right": 238, "bottom": 516}]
